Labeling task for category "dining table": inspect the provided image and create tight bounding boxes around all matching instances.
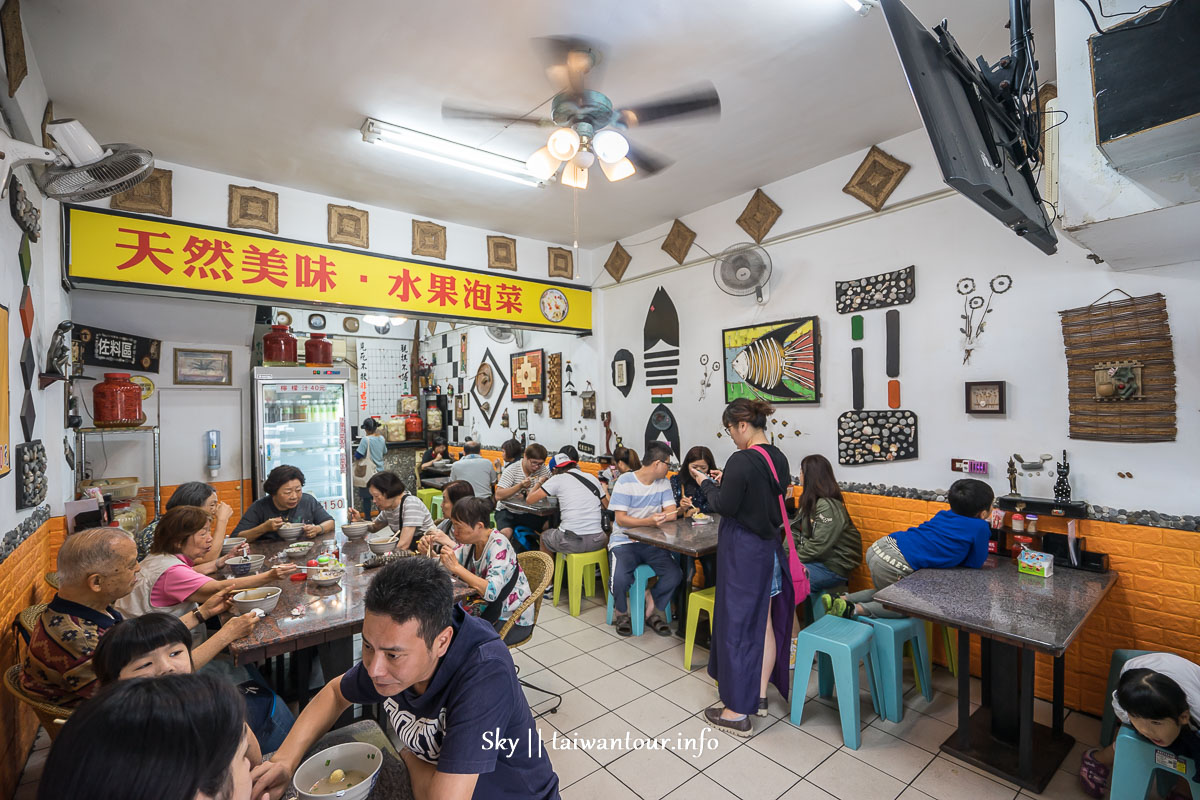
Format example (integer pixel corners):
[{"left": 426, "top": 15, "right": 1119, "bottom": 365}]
[
  {"left": 420, "top": 475, "right": 451, "bottom": 490},
  {"left": 498, "top": 495, "right": 559, "bottom": 517},
  {"left": 622, "top": 515, "right": 720, "bottom": 640},
  {"left": 874, "top": 556, "right": 1116, "bottom": 793}
]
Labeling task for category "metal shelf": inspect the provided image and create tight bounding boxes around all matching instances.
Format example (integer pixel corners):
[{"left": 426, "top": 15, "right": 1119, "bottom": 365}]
[{"left": 76, "top": 426, "right": 162, "bottom": 519}]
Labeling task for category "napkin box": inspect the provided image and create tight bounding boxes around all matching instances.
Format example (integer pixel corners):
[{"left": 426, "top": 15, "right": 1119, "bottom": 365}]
[{"left": 1018, "top": 548, "right": 1054, "bottom": 578}]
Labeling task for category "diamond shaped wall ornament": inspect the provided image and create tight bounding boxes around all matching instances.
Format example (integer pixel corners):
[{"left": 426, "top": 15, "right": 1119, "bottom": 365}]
[
  {"left": 842, "top": 145, "right": 911, "bottom": 213},
  {"left": 20, "top": 389, "right": 35, "bottom": 441},
  {"left": 19, "top": 338, "right": 35, "bottom": 388},
  {"left": 661, "top": 219, "right": 696, "bottom": 265},
  {"left": 18, "top": 284, "right": 33, "bottom": 337},
  {"left": 736, "top": 189, "right": 783, "bottom": 243},
  {"left": 18, "top": 232, "right": 31, "bottom": 284},
  {"left": 605, "top": 242, "right": 631, "bottom": 283}
]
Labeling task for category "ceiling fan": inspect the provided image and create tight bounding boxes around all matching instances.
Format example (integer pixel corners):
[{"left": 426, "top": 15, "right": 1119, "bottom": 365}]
[{"left": 443, "top": 36, "right": 721, "bottom": 188}]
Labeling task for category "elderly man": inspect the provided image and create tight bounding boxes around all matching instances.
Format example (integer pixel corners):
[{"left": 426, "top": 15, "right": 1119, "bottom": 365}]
[
  {"left": 21, "top": 528, "right": 231, "bottom": 707},
  {"left": 449, "top": 440, "right": 497, "bottom": 499}
]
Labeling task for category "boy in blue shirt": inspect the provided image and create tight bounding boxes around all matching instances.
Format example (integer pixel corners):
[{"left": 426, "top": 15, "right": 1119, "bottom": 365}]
[{"left": 825, "top": 478, "right": 994, "bottom": 619}]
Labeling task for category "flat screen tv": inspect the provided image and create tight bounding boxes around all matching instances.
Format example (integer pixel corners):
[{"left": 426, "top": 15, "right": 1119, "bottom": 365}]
[{"left": 881, "top": 0, "right": 1057, "bottom": 255}]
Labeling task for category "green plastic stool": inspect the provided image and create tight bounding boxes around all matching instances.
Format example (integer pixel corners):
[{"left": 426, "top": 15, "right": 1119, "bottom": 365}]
[
  {"left": 552, "top": 550, "right": 610, "bottom": 617},
  {"left": 416, "top": 488, "right": 440, "bottom": 518},
  {"left": 430, "top": 494, "right": 443, "bottom": 521},
  {"left": 924, "top": 622, "right": 959, "bottom": 676},
  {"left": 1101, "top": 649, "right": 1152, "bottom": 747},
  {"left": 683, "top": 587, "right": 716, "bottom": 670}
]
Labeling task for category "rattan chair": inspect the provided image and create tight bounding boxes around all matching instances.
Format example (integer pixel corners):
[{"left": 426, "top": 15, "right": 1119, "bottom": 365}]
[
  {"left": 13, "top": 603, "right": 48, "bottom": 645},
  {"left": 4, "top": 664, "right": 73, "bottom": 740},
  {"left": 499, "top": 551, "right": 560, "bottom": 717}
]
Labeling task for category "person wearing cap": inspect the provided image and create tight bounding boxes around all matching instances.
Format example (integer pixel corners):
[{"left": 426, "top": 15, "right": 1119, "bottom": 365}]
[{"left": 527, "top": 453, "right": 608, "bottom": 563}]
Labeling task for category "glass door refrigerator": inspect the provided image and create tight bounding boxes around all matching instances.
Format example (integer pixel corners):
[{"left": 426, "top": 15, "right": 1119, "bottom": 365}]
[{"left": 252, "top": 366, "right": 352, "bottom": 527}]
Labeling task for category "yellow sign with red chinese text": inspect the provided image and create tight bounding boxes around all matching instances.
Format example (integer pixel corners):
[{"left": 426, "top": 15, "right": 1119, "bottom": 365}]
[{"left": 64, "top": 206, "right": 592, "bottom": 332}]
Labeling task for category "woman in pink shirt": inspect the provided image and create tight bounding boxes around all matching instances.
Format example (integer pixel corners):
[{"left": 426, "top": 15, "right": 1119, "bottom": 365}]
[{"left": 118, "top": 506, "right": 296, "bottom": 629}]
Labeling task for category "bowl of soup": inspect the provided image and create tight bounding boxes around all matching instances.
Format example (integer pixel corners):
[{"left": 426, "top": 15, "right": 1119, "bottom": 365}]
[
  {"left": 286, "top": 541, "right": 316, "bottom": 560},
  {"left": 220, "top": 537, "right": 247, "bottom": 554},
  {"left": 226, "top": 554, "right": 265, "bottom": 577},
  {"left": 293, "top": 742, "right": 382, "bottom": 800},
  {"left": 341, "top": 522, "right": 371, "bottom": 540},
  {"left": 308, "top": 567, "right": 344, "bottom": 587},
  {"left": 278, "top": 523, "right": 305, "bottom": 541},
  {"left": 230, "top": 586, "right": 281, "bottom": 615},
  {"left": 366, "top": 534, "right": 398, "bottom": 555}
]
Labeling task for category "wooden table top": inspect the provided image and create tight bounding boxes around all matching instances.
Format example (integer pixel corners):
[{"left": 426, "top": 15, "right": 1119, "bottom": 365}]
[
  {"left": 621, "top": 515, "right": 720, "bottom": 557},
  {"left": 224, "top": 536, "right": 470, "bottom": 666}
]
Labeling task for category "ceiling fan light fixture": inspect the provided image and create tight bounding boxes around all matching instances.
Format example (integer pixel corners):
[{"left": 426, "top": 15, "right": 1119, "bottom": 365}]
[
  {"left": 526, "top": 146, "right": 562, "bottom": 180},
  {"left": 599, "top": 156, "right": 636, "bottom": 182},
  {"left": 546, "top": 127, "right": 581, "bottom": 161},
  {"left": 561, "top": 161, "right": 589, "bottom": 189},
  {"left": 592, "top": 130, "right": 629, "bottom": 163},
  {"left": 571, "top": 150, "right": 596, "bottom": 169}
]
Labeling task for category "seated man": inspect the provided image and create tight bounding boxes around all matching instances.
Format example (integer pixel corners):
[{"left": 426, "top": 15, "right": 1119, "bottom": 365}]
[
  {"left": 21, "top": 527, "right": 231, "bottom": 706},
  {"left": 529, "top": 453, "right": 608, "bottom": 562},
  {"left": 493, "top": 443, "right": 551, "bottom": 546},
  {"left": 449, "top": 440, "right": 498, "bottom": 499},
  {"left": 826, "top": 478, "right": 994, "bottom": 619},
  {"left": 606, "top": 442, "right": 682, "bottom": 638},
  {"left": 250, "top": 557, "right": 559, "bottom": 800}
]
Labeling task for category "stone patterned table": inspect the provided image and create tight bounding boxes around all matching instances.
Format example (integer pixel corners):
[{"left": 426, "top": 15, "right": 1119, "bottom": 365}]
[
  {"left": 498, "top": 496, "right": 559, "bottom": 517},
  {"left": 420, "top": 476, "right": 451, "bottom": 490},
  {"left": 623, "top": 516, "right": 720, "bottom": 640},
  {"left": 874, "top": 556, "right": 1116, "bottom": 793}
]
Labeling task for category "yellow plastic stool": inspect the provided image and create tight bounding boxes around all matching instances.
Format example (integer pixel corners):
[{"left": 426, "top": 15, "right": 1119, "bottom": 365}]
[
  {"left": 684, "top": 587, "right": 716, "bottom": 671},
  {"left": 553, "top": 550, "right": 610, "bottom": 617},
  {"left": 416, "top": 488, "right": 440, "bottom": 518},
  {"left": 913, "top": 622, "right": 959, "bottom": 696},
  {"left": 430, "top": 494, "right": 443, "bottom": 521}
]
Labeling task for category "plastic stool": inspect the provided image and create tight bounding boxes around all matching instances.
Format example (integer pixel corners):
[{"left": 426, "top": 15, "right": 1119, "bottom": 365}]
[
  {"left": 684, "top": 587, "right": 716, "bottom": 670},
  {"left": 552, "top": 550, "right": 610, "bottom": 618},
  {"left": 864, "top": 617, "right": 933, "bottom": 723},
  {"left": 790, "top": 615, "right": 881, "bottom": 750},
  {"left": 430, "top": 494, "right": 443, "bottom": 522},
  {"left": 1101, "top": 649, "right": 1153, "bottom": 747},
  {"left": 416, "top": 488, "right": 440, "bottom": 517},
  {"left": 512, "top": 526, "right": 540, "bottom": 552},
  {"left": 606, "top": 563, "right": 673, "bottom": 636},
  {"left": 1111, "top": 725, "right": 1198, "bottom": 799},
  {"left": 924, "top": 622, "right": 959, "bottom": 677}
]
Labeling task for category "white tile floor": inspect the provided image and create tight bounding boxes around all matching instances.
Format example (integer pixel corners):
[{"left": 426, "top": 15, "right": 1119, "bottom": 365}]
[{"left": 14, "top": 592, "right": 1102, "bottom": 800}]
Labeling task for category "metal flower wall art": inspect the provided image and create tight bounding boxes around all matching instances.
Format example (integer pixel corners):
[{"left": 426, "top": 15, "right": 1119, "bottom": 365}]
[{"left": 956, "top": 274, "right": 1012, "bottom": 364}]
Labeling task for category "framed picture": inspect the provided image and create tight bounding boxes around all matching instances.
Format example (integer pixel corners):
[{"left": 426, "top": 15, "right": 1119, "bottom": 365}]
[
  {"left": 174, "top": 348, "right": 233, "bottom": 386},
  {"left": 722, "top": 316, "right": 820, "bottom": 404},
  {"left": 517, "top": 408, "right": 528, "bottom": 430},
  {"left": 510, "top": 349, "right": 545, "bottom": 401},
  {"left": 964, "top": 381, "right": 1006, "bottom": 414}
]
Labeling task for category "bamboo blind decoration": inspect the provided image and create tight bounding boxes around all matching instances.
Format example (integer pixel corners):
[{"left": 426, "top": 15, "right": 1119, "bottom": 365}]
[{"left": 1059, "top": 292, "right": 1176, "bottom": 442}]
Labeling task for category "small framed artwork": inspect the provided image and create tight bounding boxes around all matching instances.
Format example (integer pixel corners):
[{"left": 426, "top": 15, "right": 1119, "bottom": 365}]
[
  {"left": 174, "top": 348, "right": 233, "bottom": 386},
  {"left": 964, "top": 381, "right": 1006, "bottom": 414},
  {"left": 510, "top": 349, "right": 545, "bottom": 401},
  {"left": 517, "top": 408, "right": 529, "bottom": 430}
]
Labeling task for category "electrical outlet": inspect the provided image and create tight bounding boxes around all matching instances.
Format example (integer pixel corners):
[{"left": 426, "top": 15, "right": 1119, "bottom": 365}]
[{"left": 951, "top": 459, "right": 989, "bottom": 475}]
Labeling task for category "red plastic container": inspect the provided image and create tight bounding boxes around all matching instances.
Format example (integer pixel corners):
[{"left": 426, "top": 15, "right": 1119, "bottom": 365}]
[
  {"left": 304, "top": 333, "right": 332, "bottom": 366},
  {"left": 263, "top": 325, "right": 298, "bottom": 365},
  {"left": 93, "top": 373, "right": 144, "bottom": 427},
  {"left": 405, "top": 412, "right": 424, "bottom": 441}
]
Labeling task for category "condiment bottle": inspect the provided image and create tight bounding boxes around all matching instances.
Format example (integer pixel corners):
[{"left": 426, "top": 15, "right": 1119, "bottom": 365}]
[
  {"left": 1011, "top": 513, "right": 1025, "bottom": 533},
  {"left": 1025, "top": 514, "right": 1038, "bottom": 533}
]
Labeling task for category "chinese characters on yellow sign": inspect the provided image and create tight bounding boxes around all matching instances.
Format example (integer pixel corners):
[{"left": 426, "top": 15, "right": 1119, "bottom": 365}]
[{"left": 64, "top": 206, "right": 592, "bottom": 332}]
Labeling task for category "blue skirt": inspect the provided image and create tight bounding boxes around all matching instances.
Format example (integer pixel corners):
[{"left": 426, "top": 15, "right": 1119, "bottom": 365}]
[{"left": 707, "top": 516, "right": 795, "bottom": 715}]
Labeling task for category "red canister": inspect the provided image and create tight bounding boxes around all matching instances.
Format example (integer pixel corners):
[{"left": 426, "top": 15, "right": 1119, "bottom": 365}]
[
  {"left": 405, "top": 412, "right": 424, "bottom": 441},
  {"left": 263, "top": 325, "right": 298, "bottom": 365},
  {"left": 304, "top": 333, "right": 332, "bottom": 366},
  {"left": 93, "top": 373, "right": 144, "bottom": 427}
]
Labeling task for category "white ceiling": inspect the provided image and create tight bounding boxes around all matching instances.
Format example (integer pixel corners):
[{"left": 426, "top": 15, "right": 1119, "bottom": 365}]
[{"left": 25, "top": 0, "right": 1054, "bottom": 247}]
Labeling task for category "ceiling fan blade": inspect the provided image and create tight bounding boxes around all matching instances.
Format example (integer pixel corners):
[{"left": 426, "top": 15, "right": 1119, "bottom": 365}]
[
  {"left": 533, "top": 36, "right": 603, "bottom": 95},
  {"left": 625, "top": 142, "right": 673, "bottom": 177},
  {"left": 441, "top": 103, "right": 552, "bottom": 127},
  {"left": 617, "top": 82, "right": 721, "bottom": 127}
]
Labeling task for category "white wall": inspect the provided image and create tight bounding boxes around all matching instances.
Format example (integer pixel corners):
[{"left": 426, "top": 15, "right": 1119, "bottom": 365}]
[{"left": 588, "top": 128, "right": 1200, "bottom": 515}]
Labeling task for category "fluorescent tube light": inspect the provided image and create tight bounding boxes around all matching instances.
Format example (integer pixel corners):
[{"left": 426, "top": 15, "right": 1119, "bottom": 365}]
[{"left": 361, "top": 118, "right": 547, "bottom": 188}]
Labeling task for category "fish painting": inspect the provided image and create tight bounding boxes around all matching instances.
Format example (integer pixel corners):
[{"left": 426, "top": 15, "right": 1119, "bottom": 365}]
[{"left": 723, "top": 316, "right": 820, "bottom": 404}]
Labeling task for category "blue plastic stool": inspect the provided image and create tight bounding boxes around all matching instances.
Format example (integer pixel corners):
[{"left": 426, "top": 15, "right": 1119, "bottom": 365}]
[
  {"left": 512, "top": 526, "right": 539, "bottom": 552},
  {"left": 863, "top": 617, "right": 933, "bottom": 723},
  {"left": 1101, "top": 648, "right": 1153, "bottom": 747},
  {"left": 802, "top": 592, "right": 838, "bottom": 700},
  {"left": 606, "top": 563, "right": 672, "bottom": 636},
  {"left": 790, "top": 615, "right": 881, "bottom": 750},
  {"left": 1111, "top": 725, "right": 1198, "bottom": 799}
]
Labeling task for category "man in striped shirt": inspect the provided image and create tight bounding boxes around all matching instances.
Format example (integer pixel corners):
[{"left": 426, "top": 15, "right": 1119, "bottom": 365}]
[
  {"left": 606, "top": 442, "right": 681, "bottom": 637},
  {"left": 494, "top": 443, "right": 551, "bottom": 546}
]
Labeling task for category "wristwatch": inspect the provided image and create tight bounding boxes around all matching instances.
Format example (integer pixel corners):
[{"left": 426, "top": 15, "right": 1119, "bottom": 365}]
[{"left": 193, "top": 608, "right": 206, "bottom": 624}]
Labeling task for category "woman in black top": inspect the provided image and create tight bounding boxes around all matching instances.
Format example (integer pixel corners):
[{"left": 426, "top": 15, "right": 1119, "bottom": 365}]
[
  {"left": 697, "top": 398, "right": 794, "bottom": 737},
  {"left": 420, "top": 436, "right": 449, "bottom": 477},
  {"left": 671, "top": 446, "right": 716, "bottom": 518}
]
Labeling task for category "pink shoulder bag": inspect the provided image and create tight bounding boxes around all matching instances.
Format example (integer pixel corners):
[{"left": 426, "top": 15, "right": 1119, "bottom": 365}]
[{"left": 750, "top": 445, "right": 811, "bottom": 604}]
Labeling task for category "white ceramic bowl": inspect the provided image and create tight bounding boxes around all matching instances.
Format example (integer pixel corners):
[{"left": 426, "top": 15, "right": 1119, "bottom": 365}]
[
  {"left": 286, "top": 541, "right": 315, "bottom": 560},
  {"left": 293, "top": 742, "right": 382, "bottom": 800},
  {"left": 341, "top": 522, "right": 371, "bottom": 540},
  {"left": 366, "top": 535, "right": 398, "bottom": 555},
  {"left": 278, "top": 524, "right": 304, "bottom": 541},
  {"left": 226, "top": 554, "right": 266, "bottom": 576},
  {"left": 230, "top": 586, "right": 281, "bottom": 615},
  {"left": 220, "top": 537, "right": 247, "bottom": 554},
  {"left": 308, "top": 567, "right": 344, "bottom": 587}
]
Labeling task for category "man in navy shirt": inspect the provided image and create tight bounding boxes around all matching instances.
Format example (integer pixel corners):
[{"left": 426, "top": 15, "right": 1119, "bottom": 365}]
[{"left": 250, "top": 558, "right": 559, "bottom": 800}]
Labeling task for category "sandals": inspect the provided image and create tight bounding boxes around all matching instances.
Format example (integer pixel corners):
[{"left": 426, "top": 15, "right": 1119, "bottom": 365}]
[
  {"left": 613, "top": 613, "right": 634, "bottom": 637},
  {"left": 1078, "top": 748, "right": 1110, "bottom": 799},
  {"left": 646, "top": 611, "right": 673, "bottom": 637}
]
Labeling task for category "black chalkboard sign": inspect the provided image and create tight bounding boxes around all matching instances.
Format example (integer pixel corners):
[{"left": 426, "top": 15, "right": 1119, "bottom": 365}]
[{"left": 72, "top": 324, "right": 161, "bottom": 373}]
